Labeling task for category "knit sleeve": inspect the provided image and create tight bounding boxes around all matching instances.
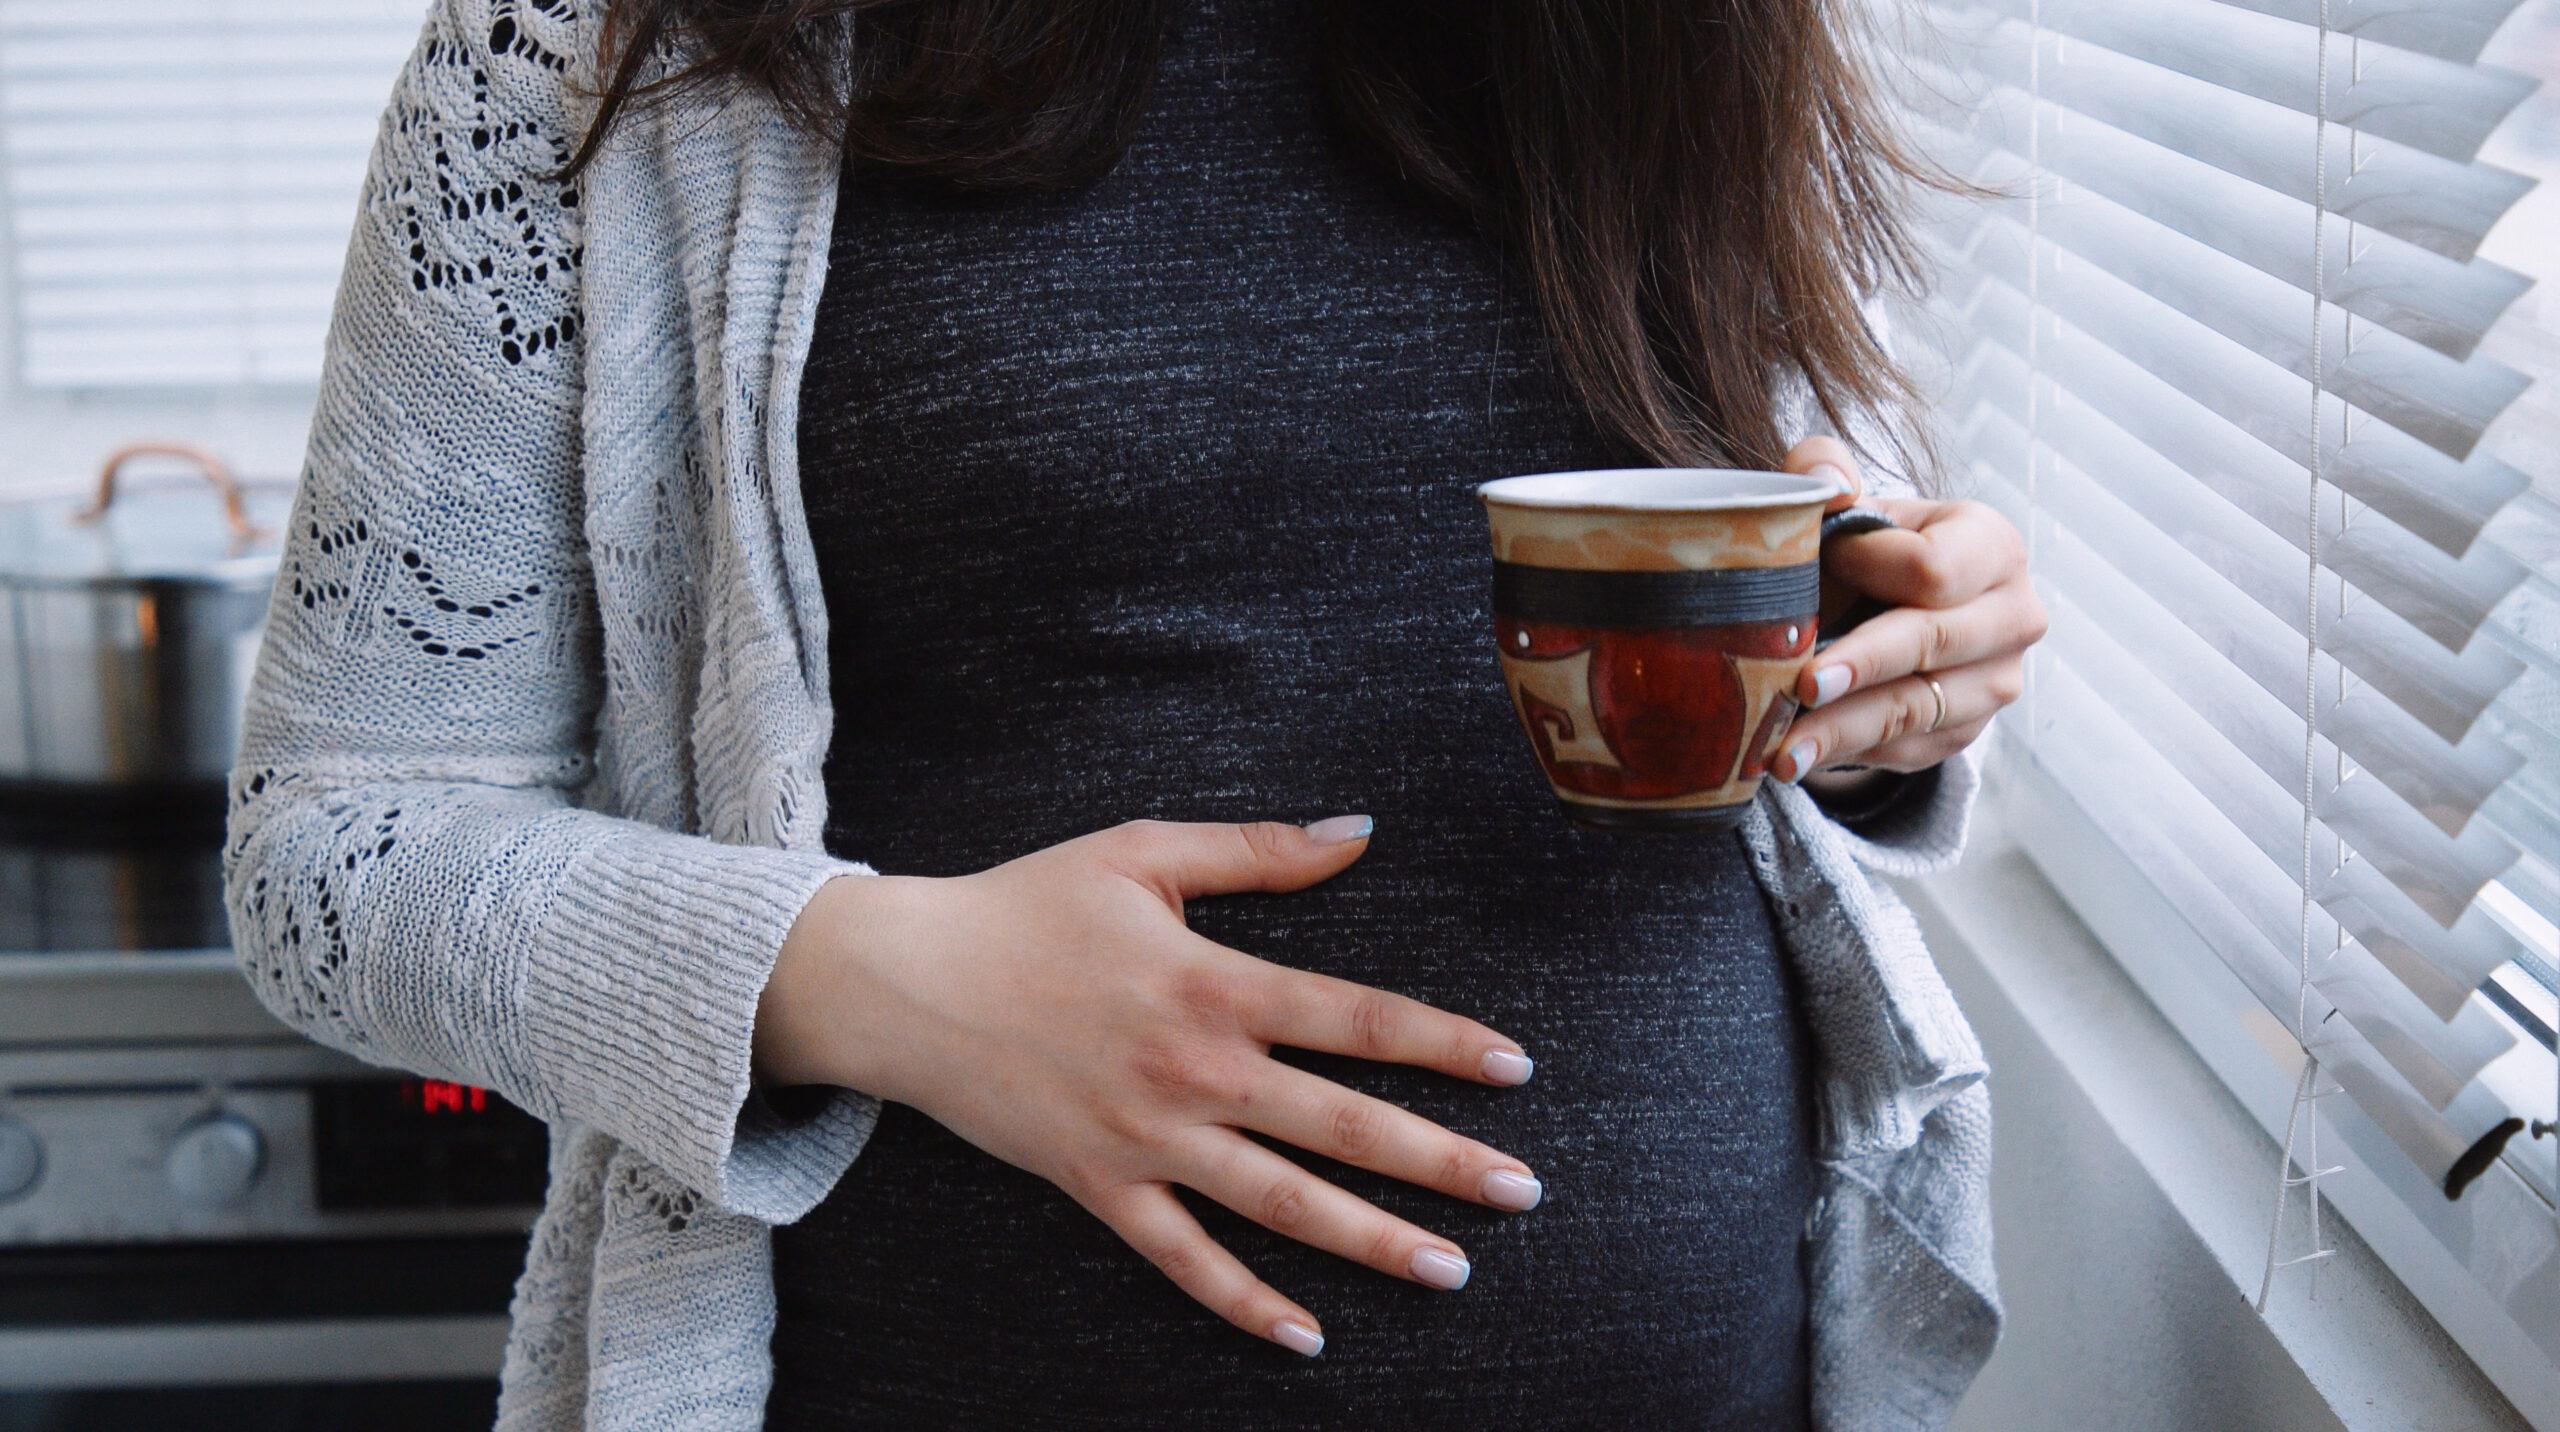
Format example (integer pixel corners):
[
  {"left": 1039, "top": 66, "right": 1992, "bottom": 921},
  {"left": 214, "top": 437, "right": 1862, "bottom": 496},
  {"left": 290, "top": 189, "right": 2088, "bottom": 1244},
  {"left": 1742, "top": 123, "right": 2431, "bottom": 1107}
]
[
  {"left": 222, "top": 0, "right": 873, "bottom": 1223},
  {"left": 1807, "top": 745, "right": 1982, "bottom": 879}
]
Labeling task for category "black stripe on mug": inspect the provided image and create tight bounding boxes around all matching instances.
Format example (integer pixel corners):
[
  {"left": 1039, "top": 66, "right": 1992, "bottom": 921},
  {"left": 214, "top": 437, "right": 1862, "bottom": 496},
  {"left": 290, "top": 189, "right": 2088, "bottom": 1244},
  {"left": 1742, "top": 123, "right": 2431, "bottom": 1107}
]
[{"left": 1491, "top": 560, "right": 1819, "bottom": 628}]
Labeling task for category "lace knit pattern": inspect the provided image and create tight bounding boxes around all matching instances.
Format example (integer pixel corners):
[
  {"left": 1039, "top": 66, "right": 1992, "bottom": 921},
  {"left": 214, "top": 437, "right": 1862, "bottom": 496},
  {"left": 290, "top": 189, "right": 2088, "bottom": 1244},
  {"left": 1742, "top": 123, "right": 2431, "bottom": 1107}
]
[
  {"left": 225, "top": 3, "right": 1993, "bottom": 1427},
  {"left": 227, "top": 2, "right": 876, "bottom": 1425}
]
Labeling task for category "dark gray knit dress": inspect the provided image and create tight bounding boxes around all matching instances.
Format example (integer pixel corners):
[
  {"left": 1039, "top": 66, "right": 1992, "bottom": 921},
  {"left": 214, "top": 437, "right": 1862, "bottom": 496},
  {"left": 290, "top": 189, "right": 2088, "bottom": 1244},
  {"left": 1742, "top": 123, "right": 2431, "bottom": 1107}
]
[{"left": 772, "top": 2, "right": 1818, "bottom": 1425}]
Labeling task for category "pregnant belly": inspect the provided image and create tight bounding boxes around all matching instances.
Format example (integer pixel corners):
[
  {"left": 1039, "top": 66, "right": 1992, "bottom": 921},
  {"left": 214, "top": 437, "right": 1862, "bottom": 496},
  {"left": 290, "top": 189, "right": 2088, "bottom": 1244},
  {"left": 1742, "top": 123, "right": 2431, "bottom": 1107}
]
[{"left": 765, "top": 831, "right": 1816, "bottom": 1432}]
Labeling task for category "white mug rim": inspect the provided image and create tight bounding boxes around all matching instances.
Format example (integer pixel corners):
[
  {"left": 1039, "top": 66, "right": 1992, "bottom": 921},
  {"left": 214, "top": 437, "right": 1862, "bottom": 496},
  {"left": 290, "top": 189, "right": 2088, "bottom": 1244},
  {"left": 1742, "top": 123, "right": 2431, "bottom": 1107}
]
[{"left": 1476, "top": 467, "right": 1837, "bottom": 512}]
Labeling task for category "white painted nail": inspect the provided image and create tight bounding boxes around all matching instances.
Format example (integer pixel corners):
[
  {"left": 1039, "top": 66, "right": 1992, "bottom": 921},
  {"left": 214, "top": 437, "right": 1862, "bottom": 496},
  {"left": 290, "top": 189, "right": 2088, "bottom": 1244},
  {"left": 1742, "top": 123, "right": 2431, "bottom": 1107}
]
[
  {"left": 1410, "top": 1247, "right": 1472, "bottom": 1290},
  {"left": 1481, "top": 1169, "right": 1543, "bottom": 1211},
  {"left": 1303, "top": 814, "right": 1374, "bottom": 845},
  {"left": 1273, "top": 1320, "right": 1325, "bottom": 1357},
  {"left": 1783, "top": 741, "right": 1818, "bottom": 784},
  {"left": 1810, "top": 665, "right": 1853, "bottom": 707},
  {"left": 1809, "top": 462, "right": 1851, "bottom": 495},
  {"left": 1481, "top": 1049, "right": 1534, "bottom": 1085}
]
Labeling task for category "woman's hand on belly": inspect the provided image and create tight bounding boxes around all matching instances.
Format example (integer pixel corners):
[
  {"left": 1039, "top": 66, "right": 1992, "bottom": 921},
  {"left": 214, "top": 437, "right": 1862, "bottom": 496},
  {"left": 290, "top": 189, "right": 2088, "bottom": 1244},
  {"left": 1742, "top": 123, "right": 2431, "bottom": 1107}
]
[
  {"left": 755, "top": 817, "right": 1542, "bottom": 1357},
  {"left": 1773, "top": 435, "right": 2046, "bottom": 786}
]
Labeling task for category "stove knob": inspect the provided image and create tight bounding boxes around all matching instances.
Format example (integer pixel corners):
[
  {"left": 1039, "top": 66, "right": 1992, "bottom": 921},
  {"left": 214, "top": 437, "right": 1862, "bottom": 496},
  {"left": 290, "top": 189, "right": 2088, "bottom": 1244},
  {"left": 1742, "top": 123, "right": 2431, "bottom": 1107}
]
[
  {"left": 0, "top": 1117, "right": 38, "bottom": 1202},
  {"left": 166, "top": 1114, "right": 265, "bottom": 1207}
]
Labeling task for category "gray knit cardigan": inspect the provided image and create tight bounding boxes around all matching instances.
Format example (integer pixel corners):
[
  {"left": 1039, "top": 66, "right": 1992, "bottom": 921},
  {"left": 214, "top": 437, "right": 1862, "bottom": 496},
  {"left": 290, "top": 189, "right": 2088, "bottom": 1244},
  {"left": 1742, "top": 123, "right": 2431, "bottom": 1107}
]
[{"left": 222, "top": 2, "right": 2000, "bottom": 1427}]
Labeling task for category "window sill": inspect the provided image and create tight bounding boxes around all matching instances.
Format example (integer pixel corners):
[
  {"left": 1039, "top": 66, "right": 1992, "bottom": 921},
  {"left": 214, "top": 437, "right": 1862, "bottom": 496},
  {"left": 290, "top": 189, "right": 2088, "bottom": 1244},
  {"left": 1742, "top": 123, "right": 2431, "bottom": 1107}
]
[{"left": 1902, "top": 754, "right": 2552, "bottom": 1431}]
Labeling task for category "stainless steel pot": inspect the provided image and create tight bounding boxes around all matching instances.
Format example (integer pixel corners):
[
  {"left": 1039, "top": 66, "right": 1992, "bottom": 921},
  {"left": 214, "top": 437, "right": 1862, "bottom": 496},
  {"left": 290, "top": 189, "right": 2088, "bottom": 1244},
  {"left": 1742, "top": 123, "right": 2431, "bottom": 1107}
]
[{"left": 0, "top": 445, "right": 290, "bottom": 799}]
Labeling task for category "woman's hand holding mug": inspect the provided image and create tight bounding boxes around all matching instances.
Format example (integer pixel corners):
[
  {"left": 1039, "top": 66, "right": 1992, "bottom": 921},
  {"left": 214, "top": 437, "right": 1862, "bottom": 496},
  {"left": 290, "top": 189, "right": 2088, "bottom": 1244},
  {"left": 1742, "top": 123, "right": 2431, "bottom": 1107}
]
[
  {"left": 755, "top": 818, "right": 1541, "bottom": 1359},
  {"left": 1773, "top": 436, "right": 2046, "bottom": 787}
]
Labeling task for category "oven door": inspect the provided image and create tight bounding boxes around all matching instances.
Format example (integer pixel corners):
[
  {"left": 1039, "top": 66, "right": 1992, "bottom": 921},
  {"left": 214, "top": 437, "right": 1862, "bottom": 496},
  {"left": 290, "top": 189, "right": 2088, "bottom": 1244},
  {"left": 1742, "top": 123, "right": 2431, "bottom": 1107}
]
[{"left": 0, "top": 1234, "right": 522, "bottom": 1430}]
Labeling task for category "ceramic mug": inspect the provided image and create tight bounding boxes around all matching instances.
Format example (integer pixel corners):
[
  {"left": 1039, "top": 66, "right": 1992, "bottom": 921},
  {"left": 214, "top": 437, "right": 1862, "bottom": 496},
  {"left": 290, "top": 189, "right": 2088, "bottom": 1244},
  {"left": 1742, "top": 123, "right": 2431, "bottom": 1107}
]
[{"left": 1477, "top": 468, "right": 1851, "bottom": 830}]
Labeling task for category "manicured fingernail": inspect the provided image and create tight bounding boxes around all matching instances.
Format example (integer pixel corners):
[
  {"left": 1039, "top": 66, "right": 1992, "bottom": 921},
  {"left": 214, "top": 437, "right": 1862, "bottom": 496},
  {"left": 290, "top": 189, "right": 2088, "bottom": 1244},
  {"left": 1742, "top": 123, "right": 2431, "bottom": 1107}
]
[
  {"left": 1782, "top": 741, "right": 1818, "bottom": 783},
  {"left": 1481, "top": 1169, "right": 1544, "bottom": 1211},
  {"left": 1481, "top": 1049, "right": 1534, "bottom": 1085},
  {"left": 1810, "top": 665, "right": 1852, "bottom": 707},
  {"left": 1410, "top": 1247, "right": 1472, "bottom": 1290},
  {"left": 1303, "top": 814, "right": 1373, "bottom": 845},
  {"left": 1273, "top": 1320, "right": 1324, "bottom": 1357},
  {"left": 1809, "top": 462, "right": 1850, "bottom": 495}
]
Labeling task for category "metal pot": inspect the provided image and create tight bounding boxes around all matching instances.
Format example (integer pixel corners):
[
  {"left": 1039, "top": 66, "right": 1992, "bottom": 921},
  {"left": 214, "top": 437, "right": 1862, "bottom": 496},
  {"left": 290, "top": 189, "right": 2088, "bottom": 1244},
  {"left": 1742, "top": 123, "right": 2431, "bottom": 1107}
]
[{"left": 0, "top": 445, "right": 289, "bottom": 802}]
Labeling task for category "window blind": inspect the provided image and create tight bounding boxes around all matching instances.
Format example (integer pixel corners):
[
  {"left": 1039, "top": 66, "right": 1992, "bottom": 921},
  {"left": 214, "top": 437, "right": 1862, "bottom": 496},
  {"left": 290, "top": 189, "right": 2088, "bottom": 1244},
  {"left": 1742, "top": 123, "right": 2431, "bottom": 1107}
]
[
  {"left": 0, "top": 0, "right": 426, "bottom": 387},
  {"left": 1897, "top": 0, "right": 2559, "bottom": 1375}
]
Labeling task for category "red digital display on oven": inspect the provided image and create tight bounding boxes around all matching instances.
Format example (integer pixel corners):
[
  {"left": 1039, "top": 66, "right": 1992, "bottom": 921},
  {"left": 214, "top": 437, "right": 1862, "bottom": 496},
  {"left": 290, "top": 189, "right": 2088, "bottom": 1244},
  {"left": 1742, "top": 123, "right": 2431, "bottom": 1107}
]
[
  {"left": 311, "top": 1078, "right": 548, "bottom": 1211},
  {"left": 410, "top": 1079, "right": 492, "bottom": 1115}
]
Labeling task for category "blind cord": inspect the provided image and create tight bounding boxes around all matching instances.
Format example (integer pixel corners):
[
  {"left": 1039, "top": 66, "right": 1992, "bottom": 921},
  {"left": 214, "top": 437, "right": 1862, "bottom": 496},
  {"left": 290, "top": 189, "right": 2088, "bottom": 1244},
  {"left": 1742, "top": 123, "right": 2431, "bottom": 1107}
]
[
  {"left": 2024, "top": 0, "right": 2043, "bottom": 739},
  {"left": 2258, "top": 0, "right": 2345, "bottom": 1313}
]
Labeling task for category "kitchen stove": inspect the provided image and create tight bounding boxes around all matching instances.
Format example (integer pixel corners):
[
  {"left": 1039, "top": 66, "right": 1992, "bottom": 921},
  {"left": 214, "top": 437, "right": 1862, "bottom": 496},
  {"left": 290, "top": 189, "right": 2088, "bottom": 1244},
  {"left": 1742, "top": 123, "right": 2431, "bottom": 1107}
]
[{"left": 0, "top": 781, "right": 543, "bottom": 1412}]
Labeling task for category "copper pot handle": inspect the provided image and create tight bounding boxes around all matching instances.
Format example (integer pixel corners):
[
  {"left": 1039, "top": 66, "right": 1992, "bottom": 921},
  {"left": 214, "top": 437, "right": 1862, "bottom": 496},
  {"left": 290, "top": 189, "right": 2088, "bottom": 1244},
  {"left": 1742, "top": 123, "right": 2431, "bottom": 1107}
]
[{"left": 77, "top": 443, "right": 267, "bottom": 546}]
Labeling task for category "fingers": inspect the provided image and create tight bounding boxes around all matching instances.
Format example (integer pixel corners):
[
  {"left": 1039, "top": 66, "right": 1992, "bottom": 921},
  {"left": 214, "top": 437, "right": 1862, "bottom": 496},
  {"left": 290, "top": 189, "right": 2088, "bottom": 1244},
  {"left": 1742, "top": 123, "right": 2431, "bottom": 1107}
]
[
  {"left": 1096, "top": 816, "right": 1374, "bottom": 905},
  {"left": 1237, "top": 1067, "right": 1544, "bottom": 1212},
  {"left": 1777, "top": 658, "right": 2019, "bottom": 780},
  {"left": 1795, "top": 578, "right": 2046, "bottom": 707},
  {"left": 1187, "top": 1131, "right": 1481, "bottom": 1293},
  {"left": 1782, "top": 435, "right": 1864, "bottom": 514},
  {"left": 1244, "top": 965, "right": 1534, "bottom": 1087},
  {"left": 1091, "top": 1181, "right": 1327, "bottom": 1356},
  {"left": 1819, "top": 498, "right": 2023, "bottom": 612}
]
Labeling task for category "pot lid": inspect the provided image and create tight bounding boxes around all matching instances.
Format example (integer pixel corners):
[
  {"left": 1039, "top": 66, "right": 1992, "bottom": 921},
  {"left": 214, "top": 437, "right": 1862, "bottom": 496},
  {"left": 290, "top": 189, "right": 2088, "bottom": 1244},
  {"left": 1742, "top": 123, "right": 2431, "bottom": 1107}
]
[{"left": 0, "top": 445, "right": 290, "bottom": 586}]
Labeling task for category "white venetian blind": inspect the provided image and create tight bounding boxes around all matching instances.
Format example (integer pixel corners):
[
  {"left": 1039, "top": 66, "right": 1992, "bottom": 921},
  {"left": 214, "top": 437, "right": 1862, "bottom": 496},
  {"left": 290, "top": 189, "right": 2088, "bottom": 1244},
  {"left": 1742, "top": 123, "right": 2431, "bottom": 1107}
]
[
  {"left": 1899, "top": 0, "right": 2560, "bottom": 1361},
  {"left": 0, "top": 0, "right": 426, "bottom": 387}
]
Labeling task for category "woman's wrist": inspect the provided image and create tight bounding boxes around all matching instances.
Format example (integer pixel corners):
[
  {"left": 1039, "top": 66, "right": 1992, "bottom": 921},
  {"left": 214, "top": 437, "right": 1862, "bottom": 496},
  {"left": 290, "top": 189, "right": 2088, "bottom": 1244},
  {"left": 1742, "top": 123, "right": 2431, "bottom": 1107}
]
[
  {"left": 1797, "top": 765, "right": 1917, "bottom": 825},
  {"left": 757, "top": 871, "right": 924, "bottom": 1093}
]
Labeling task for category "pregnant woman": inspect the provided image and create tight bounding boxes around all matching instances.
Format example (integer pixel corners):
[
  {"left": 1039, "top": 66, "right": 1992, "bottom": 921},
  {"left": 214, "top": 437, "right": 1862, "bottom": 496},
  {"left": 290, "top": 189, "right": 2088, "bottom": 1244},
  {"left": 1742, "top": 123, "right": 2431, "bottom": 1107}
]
[{"left": 226, "top": 1, "right": 2041, "bottom": 1428}]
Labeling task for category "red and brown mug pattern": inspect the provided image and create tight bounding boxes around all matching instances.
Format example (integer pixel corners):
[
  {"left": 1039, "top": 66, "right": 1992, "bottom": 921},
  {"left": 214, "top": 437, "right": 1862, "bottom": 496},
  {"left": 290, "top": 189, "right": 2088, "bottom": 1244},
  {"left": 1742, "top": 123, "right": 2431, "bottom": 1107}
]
[{"left": 1477, "top": 469, "right": 1838, "bottom": 830}]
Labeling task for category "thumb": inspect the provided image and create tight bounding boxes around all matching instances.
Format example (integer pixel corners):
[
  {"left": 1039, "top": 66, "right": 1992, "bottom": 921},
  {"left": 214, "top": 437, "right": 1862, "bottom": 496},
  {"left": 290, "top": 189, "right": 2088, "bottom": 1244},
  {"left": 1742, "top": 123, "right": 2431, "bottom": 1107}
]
[
  {"left": 1103, "top": 816, "right": 1374, "bottom": 904},
  {"left": 1781, "top": 435, "right": 1864, "bottom": 514}
]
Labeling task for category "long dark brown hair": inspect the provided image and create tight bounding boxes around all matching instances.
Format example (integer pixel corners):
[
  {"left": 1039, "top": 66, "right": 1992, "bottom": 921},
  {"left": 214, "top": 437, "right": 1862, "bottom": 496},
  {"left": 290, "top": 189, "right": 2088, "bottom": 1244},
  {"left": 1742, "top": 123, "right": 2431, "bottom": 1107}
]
[{"left": 563, "top": 0, "right": 1937, "bottom": 474}]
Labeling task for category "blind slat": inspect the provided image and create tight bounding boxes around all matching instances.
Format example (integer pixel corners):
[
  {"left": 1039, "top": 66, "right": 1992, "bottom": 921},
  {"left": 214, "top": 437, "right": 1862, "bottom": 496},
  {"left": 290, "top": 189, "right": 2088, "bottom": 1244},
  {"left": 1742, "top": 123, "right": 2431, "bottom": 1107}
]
[
  {"left": 1942, "top": 18, "right": 2535, "bottom": 260},
  {"left": 16, "top": 248, "right": 363, "bottom": 288},
  {"left": 1, "top": 51, "right": 417, "bottom": 84},
  {"left": 1913, "top": 111, "right": 2532, "bottom": 361},
  {"left": 1958, "top": 300, "right": 2537, "bottom": 744},
  {"left": 2023, "top": 475, "right": 2523, "bottom": 926},
  {"left": 1979, "top": 469, "right": 2530, "bottom": 1011},
  {"left": 1953, "top": 225, "right": 2532, "bottom": 546},
  {"left": 1950, "top": 257, "right": 2525, "bottom": 564},
  {"left": 3, "top": 0, "right": 433, "bottom": 24},
  {"left": 2032, "top": 664, "right": 2520, "bottom": 1164},
  {"left": 2479, "top": 783, "right": 2560, "bottom": 902},
  {"left": 1947, "top": 348, "right": 2526, "bottom": 753},
  {"left": 2479, "top": 715, "right": 2560, "bottom": 844},
  {"left": 2481, "top": 815, "right": 2560, "bottom": 933},
  {"left": 2043, "top": 583, "right": 2522, "bottom": 949},
  {"left": 2032, "top": 463, "right": 2524, "bottom": 902},
  {"left": 2034, "top": 655, "right": 2518, "bottom": 1100},
  {"left": 1938, "top": 326, "right": 2529, "bottom": 660},
  {"left": 2207, "top": 0, "right": 2533, "bottom": 64},
  {"left": 1953, "top": 389, "right": 2527, "bottom": 838},
  {"left": 1971, "top": 197, "right": 2533, "bottom": 458},
  {"left": 1940, "top": 0, "right": 2537, "bottom": 160},
  {"left": 0, "top": 0, "right": 421, "bottom": 387},
  {"left": 2328, "top": 855, "right": 2540, "bottom": 1013}
]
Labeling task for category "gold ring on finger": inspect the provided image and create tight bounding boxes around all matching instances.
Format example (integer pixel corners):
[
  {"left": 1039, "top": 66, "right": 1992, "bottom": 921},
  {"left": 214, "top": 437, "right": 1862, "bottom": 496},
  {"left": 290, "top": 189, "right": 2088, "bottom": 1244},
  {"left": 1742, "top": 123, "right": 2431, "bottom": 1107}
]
[{"left": 1924, "top": 676, "right": 1948, "bottom": 734}]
